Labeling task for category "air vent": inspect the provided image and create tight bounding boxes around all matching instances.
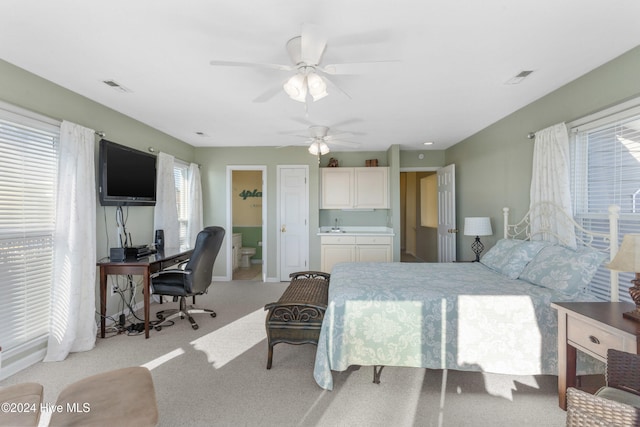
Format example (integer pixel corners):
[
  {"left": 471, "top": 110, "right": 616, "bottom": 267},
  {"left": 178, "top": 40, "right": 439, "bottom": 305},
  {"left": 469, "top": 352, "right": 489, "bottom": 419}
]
[
  {"left": 505, "top": 70, "right": 534, "bottom": 85},
  {"left": 102, "top": 80, "right": 132, "bottom": 93}
]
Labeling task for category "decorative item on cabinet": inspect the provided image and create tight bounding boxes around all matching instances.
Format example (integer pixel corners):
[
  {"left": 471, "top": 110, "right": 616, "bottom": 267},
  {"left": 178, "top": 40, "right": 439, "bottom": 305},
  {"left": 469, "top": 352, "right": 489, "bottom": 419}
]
[
  {"left": 328, "top": 157, "right": 339, "bottom": 167},
  {"left": 365, "top": 159, "right": 378, "bottom": 167}
]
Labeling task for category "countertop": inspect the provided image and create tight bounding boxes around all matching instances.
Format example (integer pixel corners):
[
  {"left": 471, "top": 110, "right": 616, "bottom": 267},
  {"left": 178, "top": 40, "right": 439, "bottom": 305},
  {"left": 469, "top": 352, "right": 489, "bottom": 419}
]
[{"left": 317, "top": 226, "right": 394, "bottom": 236}]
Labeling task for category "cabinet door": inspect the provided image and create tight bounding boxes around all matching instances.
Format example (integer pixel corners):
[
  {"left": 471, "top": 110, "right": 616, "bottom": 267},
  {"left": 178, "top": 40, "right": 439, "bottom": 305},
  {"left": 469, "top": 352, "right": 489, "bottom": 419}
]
[
  {"left": 356, "top": 245, "right": 391, "bottom": 262},
  {"left": 321, "top": 244, "right": 356, "bottom": 273},
  {"left": 321, "top": 168, "right": 353, "bottom": 209},
  {"left": 354, "top": 167, "right": 388, "bottom": 208}
]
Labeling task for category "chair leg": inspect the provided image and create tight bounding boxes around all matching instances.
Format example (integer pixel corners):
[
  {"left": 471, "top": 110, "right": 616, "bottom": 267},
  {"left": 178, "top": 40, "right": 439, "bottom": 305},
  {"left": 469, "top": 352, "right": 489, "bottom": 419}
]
[
  {"left": 267, "top": 344, "right": 274, "bottom": 369},
  {"left": 154, "top": 296, "right": 216, "bottom": 331}
]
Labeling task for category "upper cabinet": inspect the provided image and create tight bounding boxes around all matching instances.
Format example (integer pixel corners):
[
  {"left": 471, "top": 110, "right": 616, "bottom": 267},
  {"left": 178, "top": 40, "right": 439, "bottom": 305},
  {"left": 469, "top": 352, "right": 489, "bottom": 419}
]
[{"left": 321, "top": 167, "right": 389, "bottom": 209}]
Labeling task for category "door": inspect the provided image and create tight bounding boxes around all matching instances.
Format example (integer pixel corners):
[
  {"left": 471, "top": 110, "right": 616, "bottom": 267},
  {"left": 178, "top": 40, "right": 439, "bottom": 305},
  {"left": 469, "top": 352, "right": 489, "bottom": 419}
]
[
  {"left": 278, "top": 166, "right": 309, "bottom": 280},
  {"left": 437, "top": 164, "right": 456, "bottom": 262}
]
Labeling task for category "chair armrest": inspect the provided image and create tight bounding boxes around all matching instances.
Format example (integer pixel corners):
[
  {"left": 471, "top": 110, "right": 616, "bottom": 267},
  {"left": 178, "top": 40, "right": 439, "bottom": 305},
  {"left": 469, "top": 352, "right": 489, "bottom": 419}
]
[
  {"left": 607, "top": 349, "right": 640, "bottom": 393},
  {"left": 566, "top": 387, "right": 640, "bottom": 426},
  {"left": 151, "top": 269, "right": 191, "bottom": 279}
]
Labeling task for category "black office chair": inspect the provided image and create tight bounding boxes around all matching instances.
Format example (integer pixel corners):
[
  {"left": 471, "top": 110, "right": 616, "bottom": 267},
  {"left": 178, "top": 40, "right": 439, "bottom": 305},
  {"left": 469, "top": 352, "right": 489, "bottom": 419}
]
[{"left": 151, "top": 226, "right": 225, "bottom": 331}]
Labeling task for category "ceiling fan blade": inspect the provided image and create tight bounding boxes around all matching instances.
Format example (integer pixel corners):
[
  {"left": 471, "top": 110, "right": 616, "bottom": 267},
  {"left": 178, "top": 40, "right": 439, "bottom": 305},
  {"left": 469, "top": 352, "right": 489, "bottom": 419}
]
[
  {"left": 330, "top": 29, "right": 395, "bottom": 47},
  {"left": 321, "top": 60, "right": 400, "bottom": 75},
  {"left": 210, "top": 60, "right": 293, "bottom": 72},
  {"left": 300, "top": 23, "right": 328, "bottom": 65},
  {"left": 253, "top": 84, "right": 284, "bottom": 103},
  {"left": 330, "top": 118, "right": 363, "bottom": 129},
  {"left": 328, "top": 140, "right": 361, "bottom": 147},
  {"left": 325, "top": 132, "right": 353, "bottom": 141},
  {"left": 321, "top": 74, "right": 351, "bottom": 100}
]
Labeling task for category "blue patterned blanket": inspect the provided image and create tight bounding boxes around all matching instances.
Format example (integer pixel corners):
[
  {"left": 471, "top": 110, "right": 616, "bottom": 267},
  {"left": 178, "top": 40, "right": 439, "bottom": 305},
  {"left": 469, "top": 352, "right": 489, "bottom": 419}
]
[{"left": 313, "top": 262, "right": 600, "bottom": 390}]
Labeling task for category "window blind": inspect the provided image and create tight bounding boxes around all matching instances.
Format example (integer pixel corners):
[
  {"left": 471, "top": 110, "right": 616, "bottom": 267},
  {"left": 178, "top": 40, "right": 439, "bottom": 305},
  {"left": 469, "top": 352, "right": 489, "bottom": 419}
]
[
  {"left": 173, "top": 161, "right": 189, "bottom": 248},
  {"left": 0, "top": 108, "right": 59, "bottom": 359},
  {"left": 571, "top": 113, "right": 640, "bottom": 301}
]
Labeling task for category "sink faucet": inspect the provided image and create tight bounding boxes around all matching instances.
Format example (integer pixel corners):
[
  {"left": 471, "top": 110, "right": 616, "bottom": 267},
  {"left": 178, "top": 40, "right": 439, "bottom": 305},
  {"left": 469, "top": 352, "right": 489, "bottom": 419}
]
[{"left": 333, "top": 218, "right": 339, "bottom": 230}]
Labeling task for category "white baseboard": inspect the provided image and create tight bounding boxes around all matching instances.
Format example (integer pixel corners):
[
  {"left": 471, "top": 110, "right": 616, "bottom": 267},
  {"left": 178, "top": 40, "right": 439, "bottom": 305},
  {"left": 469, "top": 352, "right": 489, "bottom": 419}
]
[{"left": 0, "top": 347, "right": 46, "bottom": 381}]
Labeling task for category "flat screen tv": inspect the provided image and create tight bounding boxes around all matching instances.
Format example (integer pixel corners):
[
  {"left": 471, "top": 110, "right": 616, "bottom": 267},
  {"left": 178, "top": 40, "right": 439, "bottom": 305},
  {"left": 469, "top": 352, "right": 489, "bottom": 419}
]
[{"left": 98, "top": 139, "right": 157, "bottom": 206}]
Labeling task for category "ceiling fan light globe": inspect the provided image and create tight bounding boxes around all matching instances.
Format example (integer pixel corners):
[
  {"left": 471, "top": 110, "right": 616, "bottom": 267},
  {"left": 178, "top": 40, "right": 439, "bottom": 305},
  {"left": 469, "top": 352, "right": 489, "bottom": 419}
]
[
  {"left": 319, "top": 141, "right": 330, "bottom": 155},
  {"left": 283, "top": 74, "right": 307, "bottom": 102},
  {"left": 307, "top": 73, "right": 328, "bottom": 101},
  {"left": 308, "top": 141, "right": 320, "bottom": 155}
]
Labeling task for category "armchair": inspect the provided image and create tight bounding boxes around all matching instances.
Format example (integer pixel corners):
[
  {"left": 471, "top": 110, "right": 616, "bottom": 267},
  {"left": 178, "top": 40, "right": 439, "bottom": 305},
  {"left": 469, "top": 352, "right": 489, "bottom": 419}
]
[
  {"left": 151, "top": 226, "right": 225, "bottom": 331},
  {"left": 566, "top": 348, "right": 640, "bottom": 426}
]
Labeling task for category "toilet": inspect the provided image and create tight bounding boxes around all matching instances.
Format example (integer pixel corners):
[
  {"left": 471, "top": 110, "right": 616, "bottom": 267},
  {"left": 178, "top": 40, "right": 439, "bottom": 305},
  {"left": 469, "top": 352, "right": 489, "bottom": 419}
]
[{"left": 239, "top": 247, "right": 256, "bottom": 268}]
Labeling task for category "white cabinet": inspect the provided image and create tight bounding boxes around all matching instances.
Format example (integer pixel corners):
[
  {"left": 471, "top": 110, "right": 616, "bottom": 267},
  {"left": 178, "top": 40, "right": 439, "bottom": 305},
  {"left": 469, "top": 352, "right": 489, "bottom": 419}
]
[
  {"left": 321, "top": 235, "right": 392, "bottom": 273},
  {"left": 321, "top": 167, "right": 389, "bottom": 209},
  {"left": 321, "top": 168, "right": 353, "bottom": 209},
  {"left": 354, "top": 235, "right": 392, "bottom": 263}
]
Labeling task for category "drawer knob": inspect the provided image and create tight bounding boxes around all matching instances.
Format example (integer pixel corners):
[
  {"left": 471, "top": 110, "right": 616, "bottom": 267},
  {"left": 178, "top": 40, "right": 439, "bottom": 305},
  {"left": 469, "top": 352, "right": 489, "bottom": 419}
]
[{"left": 589, "top": 335, "right": 601, "bottom": 345}]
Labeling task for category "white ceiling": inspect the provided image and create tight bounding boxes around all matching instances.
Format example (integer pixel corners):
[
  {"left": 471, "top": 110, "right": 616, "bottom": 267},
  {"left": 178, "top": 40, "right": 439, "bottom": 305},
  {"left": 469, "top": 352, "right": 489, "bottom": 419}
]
[{"left": 2, "top": 1, "right": 640, "bottom": 152}]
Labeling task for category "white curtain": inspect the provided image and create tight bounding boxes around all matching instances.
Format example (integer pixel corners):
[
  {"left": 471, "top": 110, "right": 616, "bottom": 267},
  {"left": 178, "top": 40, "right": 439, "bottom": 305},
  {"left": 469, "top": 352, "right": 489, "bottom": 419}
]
[
  {"left": 187, "top": 163, "right": 204, "bottom": 247},
  {"left": 154, "top": 152, "right": 179, "bottom": 248},
  {"left": 529, "top": 122, "right": 576, "bottom": 247},
  {"left": 44, "top": 121, "right": 97, "bottom": 361}
]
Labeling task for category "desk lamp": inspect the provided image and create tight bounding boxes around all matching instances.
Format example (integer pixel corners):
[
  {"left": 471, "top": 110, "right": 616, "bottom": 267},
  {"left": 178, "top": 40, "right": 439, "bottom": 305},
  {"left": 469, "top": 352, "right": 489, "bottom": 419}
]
[
  {"left": 464, "top": 217, "right": 493, "bottom": 262},
  {"left": 607, "top": 234, "right": 640, "bottom": 321}
]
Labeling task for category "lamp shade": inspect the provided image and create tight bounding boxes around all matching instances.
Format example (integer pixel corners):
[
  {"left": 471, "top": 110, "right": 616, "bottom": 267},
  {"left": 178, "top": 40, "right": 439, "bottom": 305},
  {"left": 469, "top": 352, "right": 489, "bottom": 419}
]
[
  {"left": 608, "top": 234, "right": 640, "bottom": 272},
  {"left": 464, "top": 217, "right": 492, "bottom": 237}
]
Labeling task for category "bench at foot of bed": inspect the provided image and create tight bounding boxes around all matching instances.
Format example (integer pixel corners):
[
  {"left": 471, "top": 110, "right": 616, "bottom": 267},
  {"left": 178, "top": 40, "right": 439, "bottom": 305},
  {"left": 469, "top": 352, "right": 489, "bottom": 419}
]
[{"left": 264, "top": 271, "right": 330, "bottom": 369}]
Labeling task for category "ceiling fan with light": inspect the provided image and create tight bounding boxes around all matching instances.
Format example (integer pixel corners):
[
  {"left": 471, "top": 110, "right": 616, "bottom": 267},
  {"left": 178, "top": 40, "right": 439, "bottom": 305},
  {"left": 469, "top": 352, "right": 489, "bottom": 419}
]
[
  {"left": 210, "top": 23, "right": 396, "bottom": 103},
  {"left": 288, "top": 125, "right": 361, "bottom": 155}
]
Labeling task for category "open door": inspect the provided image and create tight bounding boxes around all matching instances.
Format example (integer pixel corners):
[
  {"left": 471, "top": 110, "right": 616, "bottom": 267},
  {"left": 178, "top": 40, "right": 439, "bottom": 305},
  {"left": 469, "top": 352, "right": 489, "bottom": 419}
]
[{"left": 437, "top": 164, "right": 456, "bottom": 262}]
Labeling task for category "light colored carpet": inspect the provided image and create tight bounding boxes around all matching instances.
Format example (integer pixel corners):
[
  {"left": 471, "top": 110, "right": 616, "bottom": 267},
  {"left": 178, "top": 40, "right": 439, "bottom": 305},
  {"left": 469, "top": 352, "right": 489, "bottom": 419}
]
[{"left": 1, "top": 280, "right": 569, "bottom": 427}]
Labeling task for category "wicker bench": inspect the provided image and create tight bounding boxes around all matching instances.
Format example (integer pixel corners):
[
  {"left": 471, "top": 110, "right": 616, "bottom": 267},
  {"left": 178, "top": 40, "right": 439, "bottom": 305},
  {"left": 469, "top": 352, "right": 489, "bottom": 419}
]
[{"left": 264, "top": 271, "right": 330, "bottom": 369}]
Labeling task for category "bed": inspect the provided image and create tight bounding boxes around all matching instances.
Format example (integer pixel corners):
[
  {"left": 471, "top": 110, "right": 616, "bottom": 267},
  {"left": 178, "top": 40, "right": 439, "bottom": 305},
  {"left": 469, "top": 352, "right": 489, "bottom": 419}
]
[{"left": 313, "top": 203, "right": 620, "bottom": 390}]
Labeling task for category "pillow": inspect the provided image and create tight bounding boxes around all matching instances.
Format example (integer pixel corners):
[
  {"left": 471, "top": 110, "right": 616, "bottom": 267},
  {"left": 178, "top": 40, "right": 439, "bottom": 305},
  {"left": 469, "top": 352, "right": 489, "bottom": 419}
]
[
  {"left": 518, "top": 245, "right": 607, "bottom": 294},
  {"left": 480, "top": 239, "right": 550, "bottom": 279}
]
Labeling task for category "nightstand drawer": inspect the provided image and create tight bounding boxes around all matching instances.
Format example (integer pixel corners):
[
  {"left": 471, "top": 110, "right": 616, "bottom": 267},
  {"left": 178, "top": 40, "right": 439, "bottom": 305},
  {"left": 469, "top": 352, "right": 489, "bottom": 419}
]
[{"left": 567, "top": 316, "right": 624, "bottom": 358}]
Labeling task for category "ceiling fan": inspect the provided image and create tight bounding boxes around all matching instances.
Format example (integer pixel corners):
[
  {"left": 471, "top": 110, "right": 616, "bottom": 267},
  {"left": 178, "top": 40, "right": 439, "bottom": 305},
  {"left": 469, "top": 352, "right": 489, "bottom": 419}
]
[
  {"left": 210, "top": 23, "right": 396, "bottom": 103},
  {"left": 287, "top": 125, "right": 361, "bottom": 155}
]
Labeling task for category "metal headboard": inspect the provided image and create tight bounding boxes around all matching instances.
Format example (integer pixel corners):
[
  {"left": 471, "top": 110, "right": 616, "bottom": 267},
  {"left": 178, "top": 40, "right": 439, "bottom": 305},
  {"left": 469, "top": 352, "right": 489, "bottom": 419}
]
[{"left": 502, "top": 201, "right": 621, "bottom": 300}]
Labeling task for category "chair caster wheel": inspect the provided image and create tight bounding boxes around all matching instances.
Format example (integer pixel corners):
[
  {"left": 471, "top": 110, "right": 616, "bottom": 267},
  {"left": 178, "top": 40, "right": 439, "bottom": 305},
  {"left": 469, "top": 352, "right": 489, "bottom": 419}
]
[
  {"left": 192, "top": 324, "right": 199, "bottom": 330},
  {"left": 210, "top": 313, "right": 217, "bottom": 318},
  {"left": 155, "top": 326, "right": 162, "bottom": 331}
]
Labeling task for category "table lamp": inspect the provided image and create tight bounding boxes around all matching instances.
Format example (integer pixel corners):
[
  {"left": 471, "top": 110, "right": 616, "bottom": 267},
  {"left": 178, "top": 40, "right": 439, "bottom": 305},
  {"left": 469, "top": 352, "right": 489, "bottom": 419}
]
[
  {"left": 607, "top": 234, "right": 640, "bottom": 321},
  {"left": 464, "top": 217, "right": 493, "bottom": 262}
]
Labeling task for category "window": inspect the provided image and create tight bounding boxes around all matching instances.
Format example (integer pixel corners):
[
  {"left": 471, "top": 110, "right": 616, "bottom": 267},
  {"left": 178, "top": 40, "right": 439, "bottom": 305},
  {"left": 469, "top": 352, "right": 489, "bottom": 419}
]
[
  {"left": 570, "top": 103, "right": 640, "bottom": 301},
  {"left": 173, "top": 160, "right": 190, "bottom": 248},
  {"left": 0, "top": 103, "right": 59, "bottom": 371}
]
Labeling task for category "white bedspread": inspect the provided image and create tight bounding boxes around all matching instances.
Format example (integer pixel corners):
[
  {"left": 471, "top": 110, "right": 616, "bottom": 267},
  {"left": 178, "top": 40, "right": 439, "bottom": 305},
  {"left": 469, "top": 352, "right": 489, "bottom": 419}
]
[{"left": 313, "top": 262, "right": 600, "bottom": 390}]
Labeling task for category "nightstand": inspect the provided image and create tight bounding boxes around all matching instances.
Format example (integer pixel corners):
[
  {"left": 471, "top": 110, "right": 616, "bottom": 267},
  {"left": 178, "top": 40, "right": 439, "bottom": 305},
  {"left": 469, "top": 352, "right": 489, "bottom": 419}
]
[{"left": 551, "top": 301, "right": 640, "bottom": 410}]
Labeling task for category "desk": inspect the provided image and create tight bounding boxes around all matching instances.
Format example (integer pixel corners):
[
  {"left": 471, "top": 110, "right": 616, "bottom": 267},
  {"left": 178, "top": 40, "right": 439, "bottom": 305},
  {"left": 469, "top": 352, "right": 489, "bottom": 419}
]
[
  {"left": 551, "top": 301, "right": 640, "bottom": 410},
  {"left": 98, "top": 247, "right": 193, "bottom": 339}
]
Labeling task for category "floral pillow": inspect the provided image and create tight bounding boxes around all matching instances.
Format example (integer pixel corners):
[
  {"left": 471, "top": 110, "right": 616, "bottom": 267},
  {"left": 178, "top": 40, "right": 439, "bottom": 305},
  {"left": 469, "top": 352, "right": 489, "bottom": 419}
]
[
  {"left": 480, "top": 239, "right": 550, "bottom": 279},
  {"left": 518, "top": 245, "right": 607, "bottom": 294}
]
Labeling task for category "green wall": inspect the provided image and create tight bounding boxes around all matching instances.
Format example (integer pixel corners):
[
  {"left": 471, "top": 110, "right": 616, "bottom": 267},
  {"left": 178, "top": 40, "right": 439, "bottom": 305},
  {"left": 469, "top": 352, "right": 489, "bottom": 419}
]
[
  {"left": 195, "top": 146, "right": 321, "bottom": 280},
  {"left": 446, "top": 45, "right": 640, "bottom": 261}
]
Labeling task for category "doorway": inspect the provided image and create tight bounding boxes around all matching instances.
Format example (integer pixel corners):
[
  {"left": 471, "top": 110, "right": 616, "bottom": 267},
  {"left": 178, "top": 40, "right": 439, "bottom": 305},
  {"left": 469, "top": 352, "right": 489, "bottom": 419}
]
[
  {"left": 227, "top": 166, "right": 266, "bottom": 281},
  {"left": 400, "top": 169, "right": 438, "bottom": 262}
]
